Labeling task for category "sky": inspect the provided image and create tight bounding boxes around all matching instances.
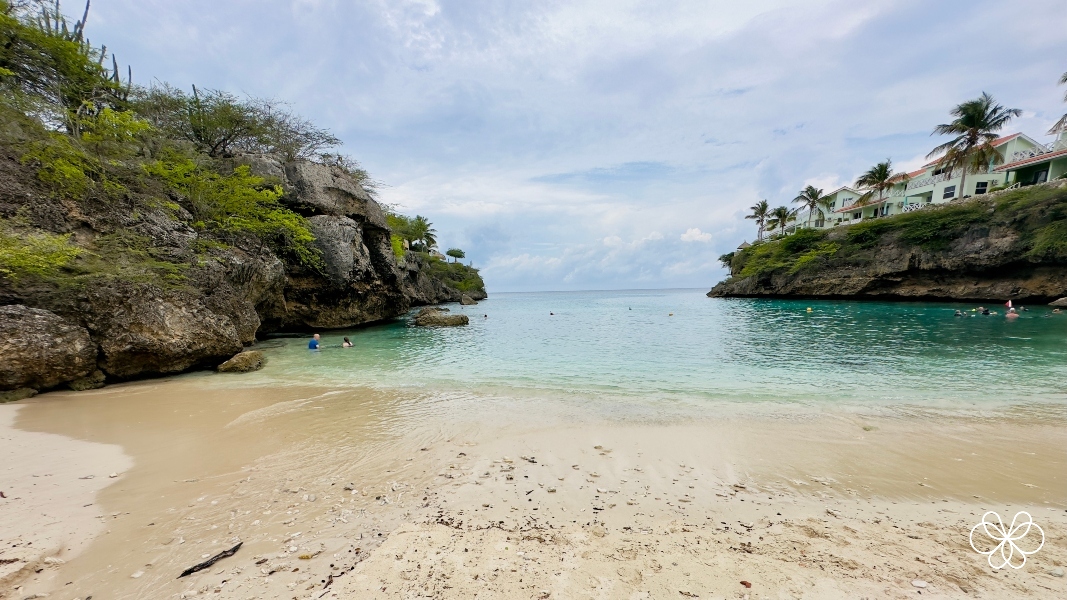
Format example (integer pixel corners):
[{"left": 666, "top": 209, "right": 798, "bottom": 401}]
[{"left": 85, "top": 0, "right": 1067, "bottom": 292}]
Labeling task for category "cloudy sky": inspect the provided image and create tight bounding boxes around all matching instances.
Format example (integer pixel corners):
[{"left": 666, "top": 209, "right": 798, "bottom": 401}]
[{"left": 88, "top": 0, "right": 1067, "bottom": 292}]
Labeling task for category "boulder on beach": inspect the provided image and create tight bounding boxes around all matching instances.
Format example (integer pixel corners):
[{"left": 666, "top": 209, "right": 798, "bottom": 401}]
[
  {"left": 217, "top": 350, "right": 267, "bottom": 373},
  {"left": 1049, "top": 297, "right": 1067, "bottom": 307},
  {"left": 0, "top": 305, "right": 98, "bottom": 392},
  {"left": 414, "top": 309, "right": 469, "bottom": 327},
  {"left": 460, "top": 295, "right": 477, "bottom": 305}
]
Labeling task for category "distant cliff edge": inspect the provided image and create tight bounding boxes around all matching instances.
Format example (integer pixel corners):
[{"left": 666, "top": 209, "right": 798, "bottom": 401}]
[{"left": 709, "top": 181, "right": 1067, "bottom": 303}]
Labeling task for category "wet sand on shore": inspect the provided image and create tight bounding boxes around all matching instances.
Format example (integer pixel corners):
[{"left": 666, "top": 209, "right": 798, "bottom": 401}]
[{"left": 2, "top": 377, "right": 1066, "bottom": 599}]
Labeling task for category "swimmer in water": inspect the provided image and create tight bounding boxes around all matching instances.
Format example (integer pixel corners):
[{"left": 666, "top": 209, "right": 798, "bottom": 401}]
[
  {"left": 954, "top": 310, "right": 963, "bottom": 317},
  {"left": 1006, "top": 308, "right": 1019, "bottom": 319}
]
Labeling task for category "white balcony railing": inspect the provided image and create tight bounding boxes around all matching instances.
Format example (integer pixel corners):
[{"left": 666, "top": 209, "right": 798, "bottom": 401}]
[
  {"left": 906, "top": 172, "right": 950, "bottom": 190},
  {"left": 1008, "top": 140, "right": 1067, "bottom": 164}
]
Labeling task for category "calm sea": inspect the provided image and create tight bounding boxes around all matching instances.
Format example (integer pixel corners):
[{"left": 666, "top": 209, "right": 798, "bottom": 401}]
[{"left": 222, "top": 289, "right": 1067, "bottom": 419}]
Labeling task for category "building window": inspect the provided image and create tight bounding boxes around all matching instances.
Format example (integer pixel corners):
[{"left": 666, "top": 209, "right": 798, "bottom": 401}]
[
  {"left": 943, "top": 185, "right": 956, "bottom": 199},
  {"left": 830, "top": 201, "right": 836, "bottom": 208},
  {"left": 853, "top": 212, "right": 861, "bottom": 219},
  {"left": 975, "top": 181, "right": 988, "bottom": 195}
]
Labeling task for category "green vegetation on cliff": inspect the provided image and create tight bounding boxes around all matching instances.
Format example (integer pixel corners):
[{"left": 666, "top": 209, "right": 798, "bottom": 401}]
[
  {"left": 725, "top": 183, "right": 1067, "bottom": 282},
  {"left": 0, "top": 0, "right": 331, "bottom": 285},
  {"left": 421, "top": 255, "right": 484, "bottom": 293},
  {"left": 0, "top": 0, "right": 480, "bottom": 300}
]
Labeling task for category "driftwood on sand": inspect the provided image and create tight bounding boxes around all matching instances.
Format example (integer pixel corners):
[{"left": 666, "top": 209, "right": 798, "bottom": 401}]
[{"left": 178, "top": 542, "right": 242, "bottom": 578}]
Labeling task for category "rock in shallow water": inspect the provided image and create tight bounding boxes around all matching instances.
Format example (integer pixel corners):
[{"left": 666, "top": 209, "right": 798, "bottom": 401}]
[
  {"left": 414, "top": 309, "right": 469, "bottom": 327},
  {"left": 217, "top": 350, "right": 266, "bottom": 373},
  {"left": 460, "top": 294, "right": 477, "bottom": 305}
]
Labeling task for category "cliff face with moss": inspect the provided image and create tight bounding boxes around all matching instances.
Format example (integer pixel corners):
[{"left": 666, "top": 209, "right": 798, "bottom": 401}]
[
  {"left": 0, "top": 143, "right": 485, "bottom": 395},
  {"left": 709, "top": 182, "right": 1067, "bottom": 302},
  {"left": 0, "top": 1, "right": 485, "bottom": 396}
]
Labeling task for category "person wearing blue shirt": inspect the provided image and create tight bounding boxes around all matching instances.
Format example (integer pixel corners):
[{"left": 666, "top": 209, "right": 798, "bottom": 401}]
[{"left": 308, "top": 333, "right": 321, "bottom": 350}]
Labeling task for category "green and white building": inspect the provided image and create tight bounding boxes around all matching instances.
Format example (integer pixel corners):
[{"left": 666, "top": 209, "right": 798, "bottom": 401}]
[
  {"left": 796, "top": 132, "right": 1048, "bottom": 229},
  {"left": 993, "top": 119, "right": 1067, "bottom": 185}
]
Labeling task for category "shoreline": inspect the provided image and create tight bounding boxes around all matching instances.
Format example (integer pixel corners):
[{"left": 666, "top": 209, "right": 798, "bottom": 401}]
[
  {"left": 0, "top": 404, "right": 131, "bottom": 593},
  {"left": 706, "top": 290, "right": 1065, "bottom": 305},
  {"left": 1, "top": 379, "right": 1064, "bottom": 598}
]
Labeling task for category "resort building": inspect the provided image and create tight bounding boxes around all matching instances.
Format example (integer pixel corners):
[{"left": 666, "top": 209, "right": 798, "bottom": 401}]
[
  {"left": 993, "top": 120, "right": 1067, "bottom": 185},
  {"left": 795, "top": 133, "right": 1047, "bottom": 230}
]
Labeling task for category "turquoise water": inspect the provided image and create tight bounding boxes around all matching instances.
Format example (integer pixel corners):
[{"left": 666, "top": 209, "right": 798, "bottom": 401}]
[{"left": 232, "top": 289, "right": 1067, "bottom": 415}]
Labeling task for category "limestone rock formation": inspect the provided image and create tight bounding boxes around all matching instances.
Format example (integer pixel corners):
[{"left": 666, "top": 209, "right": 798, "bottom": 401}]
[
  {"left": 218, "top": 350, "right": 266, "bottom": 373},
  {"left": 710, "top": 186, "right": 1067, "bottom": 302},
  {"left": 83, "top": 281, "right": 245, "bottom": 379},
  {"left": 414, "top": 308, "right": 469, "bottom": 327},
  {"left": 460, "top": 295, "right": 477, "bottom": 305},
  {"left": 0, "top": 150, "right": 484, "bottom": 392},
  {"left": 0, "top": 305, "right": 96, "bottom": 391},
  {"left": 282, "top": 160, "right": 389, "bottom": 229}
]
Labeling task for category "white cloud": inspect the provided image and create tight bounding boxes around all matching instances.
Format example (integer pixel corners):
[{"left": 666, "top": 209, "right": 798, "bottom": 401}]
[
  {"left": 86, "top": 0, "right": 1067, "bottom": 291},
  {"left": 680, "top": 228, "right": 712, "bottom": 242}
]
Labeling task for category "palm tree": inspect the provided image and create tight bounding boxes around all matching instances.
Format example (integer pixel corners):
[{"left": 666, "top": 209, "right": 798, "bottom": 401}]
[
  {"left": 854, "top": 160, "right": 898, "bottom": 208},
  {"left": 1052, "top": 71, "right": 1067, "bottom": 138},
  {"left": 792, "top": 186, "right": 828, "bottom": 228},
  {"left": 745, "top": 199, "right": 770, "bottom": 241},
  {"left": 928, "top": 93, "right": 1021, "bottom": 200},
  {"left": 409, "top": 215, "right": 437, "bottom": 250},
  {"left": 816, "top": 196, "right": 836, "bottom": 225},
  {"left": 767, "top": 206, "right": 795, "bottom": 237}
]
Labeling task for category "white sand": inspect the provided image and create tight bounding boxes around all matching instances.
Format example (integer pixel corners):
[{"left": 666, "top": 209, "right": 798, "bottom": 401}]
[
  {"left": 3, "top": 382, "right": 1066, "bottom": 599},
  {"left": 0, "top": 404, "right": 131, "bottom": 593}
]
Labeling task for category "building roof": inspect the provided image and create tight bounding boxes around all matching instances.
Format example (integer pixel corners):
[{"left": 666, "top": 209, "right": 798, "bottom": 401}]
[
  {"left": 823, "top": 185, "right": 861, "bottom": 197},
  {"left": 921, "top": 133, "right": 1025, "bottom": 168},
  {"left": 834, "top": 197, "right": 886, "bottom": 213},
  {"left": 888, "top": 168, "right": 927, "bottom": 182},
  {"left": 994, "top": 146, "right": 1067, "bottom": 172},
  {"left": 1047, "top": 115, "right": 1067, "bottom": 135},
  {"left": 737, "top": 241, "right": 751, "bottom": 249}
]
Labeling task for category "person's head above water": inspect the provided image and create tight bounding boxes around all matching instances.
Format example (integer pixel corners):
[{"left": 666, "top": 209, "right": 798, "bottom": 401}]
[
  {"left": 314, "top": 333, "right": 320, "bottom": 340},
  {"left": 343, "top": 336, "right": 350, "bottom": 342}
]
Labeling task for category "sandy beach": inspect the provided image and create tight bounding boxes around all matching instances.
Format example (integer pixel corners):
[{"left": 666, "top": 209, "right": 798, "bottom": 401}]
[{"left": 2, "top": 377, "right": 1066, "bottom": 599}]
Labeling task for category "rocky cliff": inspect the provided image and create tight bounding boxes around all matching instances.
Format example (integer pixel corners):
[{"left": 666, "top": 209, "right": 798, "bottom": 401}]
[
  {"left": 709, "top": 181, "right": 1067, "bottom": 302},
  {"left": 0, "top": 151, "right": 485, "bottom": 395}
]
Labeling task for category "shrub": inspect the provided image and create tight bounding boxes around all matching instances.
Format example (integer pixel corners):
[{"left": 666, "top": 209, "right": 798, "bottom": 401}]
[
  {"left": 790, "top": 242, "right": 839, "bottom": 273},
  {"left": 1026, "top": 221, "right": 1067, "bottom": 262},
  {"left": 778, "top": 228, "right": 825, "bottom": 254},
  {"left": 0, "top": 220, "right": 80, "bottom": 281},
  {"left": 145, "top": 157, "right": 320, "bottom": 268},
  {"left": 896, "top": 204, "right": 985, "bottom": 250},
  {"left": 390, "top": 233, "right": 405, "bottom": 259},
  {"left": 21, "top": 131, "right": 95, "bottom": 197}
]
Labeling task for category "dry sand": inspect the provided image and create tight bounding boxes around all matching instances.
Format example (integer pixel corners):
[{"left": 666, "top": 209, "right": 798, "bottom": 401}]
[{"left": 2, "top": 377, "right": 1066, "bottom": 599}]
